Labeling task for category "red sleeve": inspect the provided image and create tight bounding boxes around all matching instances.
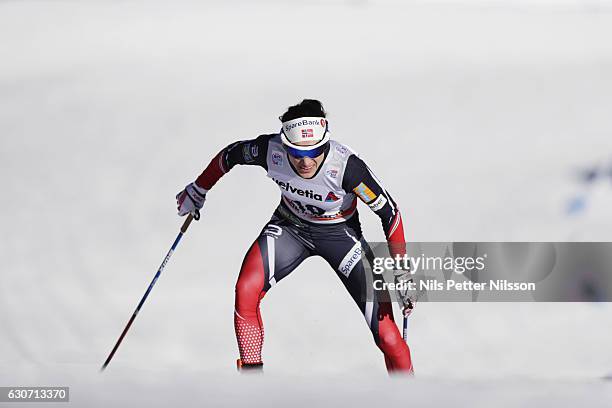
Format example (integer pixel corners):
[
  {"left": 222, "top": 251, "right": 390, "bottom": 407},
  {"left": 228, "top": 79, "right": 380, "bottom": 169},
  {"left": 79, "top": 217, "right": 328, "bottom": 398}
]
[
  {"left": 387, "top": 211, "right": 406, "bottom": 258},
  {"left": 195, "top": 150, "right": 228, "bottom": 191}
]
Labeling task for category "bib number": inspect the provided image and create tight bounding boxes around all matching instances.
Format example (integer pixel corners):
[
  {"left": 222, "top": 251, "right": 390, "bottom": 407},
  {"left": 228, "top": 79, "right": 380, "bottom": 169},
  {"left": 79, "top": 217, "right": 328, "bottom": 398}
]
[{"left": 290, "top": 200, "right": 325, "bottom": 216}]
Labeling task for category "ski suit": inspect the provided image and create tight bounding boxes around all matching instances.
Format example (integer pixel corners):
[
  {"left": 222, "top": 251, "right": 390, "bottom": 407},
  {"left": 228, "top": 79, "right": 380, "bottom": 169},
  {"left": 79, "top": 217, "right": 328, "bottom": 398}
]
[{"left": 195, "top": 133, "right": 413, "bottom": 372}]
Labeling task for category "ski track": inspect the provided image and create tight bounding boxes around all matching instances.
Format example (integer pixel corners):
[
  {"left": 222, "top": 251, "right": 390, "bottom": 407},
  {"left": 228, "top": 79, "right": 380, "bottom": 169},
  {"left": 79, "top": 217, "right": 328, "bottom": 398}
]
[{"left": 1, "top": 1, "right": 612, "bottom": 406}]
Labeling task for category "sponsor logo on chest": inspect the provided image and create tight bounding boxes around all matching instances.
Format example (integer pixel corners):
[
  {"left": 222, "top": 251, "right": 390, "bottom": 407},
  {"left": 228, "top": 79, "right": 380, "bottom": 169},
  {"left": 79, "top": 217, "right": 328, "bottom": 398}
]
[
  {"left": 272, "top": 177, "right": 324, "bottom": 201},
  {"left": 325, "top": 191, "right": 340, "bottom": 202},
  {"left": 335, "top": 144, "right": 348, "bottom": 156},
  {"left": 325, "top": 166, "right": 339, "bottom": 179},
  {"left": 271, "top": 150, "right": 284, "bottom": 166}
]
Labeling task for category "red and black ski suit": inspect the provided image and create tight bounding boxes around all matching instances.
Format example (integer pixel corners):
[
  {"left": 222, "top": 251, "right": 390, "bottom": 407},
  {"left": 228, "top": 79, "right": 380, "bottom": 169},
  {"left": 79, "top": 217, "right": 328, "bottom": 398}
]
[{"left": 194, "top": 134, "right": 413, "bottom": 373}]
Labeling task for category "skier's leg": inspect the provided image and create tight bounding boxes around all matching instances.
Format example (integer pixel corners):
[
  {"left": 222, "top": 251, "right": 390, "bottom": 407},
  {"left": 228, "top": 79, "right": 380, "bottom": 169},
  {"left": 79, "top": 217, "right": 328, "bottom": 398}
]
[
  {"left": 373, "top": 299, "right": 413, "bottom": 373},
  {"left": 317, "top": 225, "right": 413, "bottom": 373},
  {"left": 234, "top": 241, "right": 266, "bottom": 366},
  {"left": 234, "top": 220, "right": 311, "bottom": 366}
]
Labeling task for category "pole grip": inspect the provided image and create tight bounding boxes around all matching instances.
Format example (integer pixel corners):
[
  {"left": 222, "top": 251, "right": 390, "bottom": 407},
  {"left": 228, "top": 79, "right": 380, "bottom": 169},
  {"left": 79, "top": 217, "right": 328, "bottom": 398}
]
[{"left": 180, "top": 210, "right": 199, "bottom": 233}]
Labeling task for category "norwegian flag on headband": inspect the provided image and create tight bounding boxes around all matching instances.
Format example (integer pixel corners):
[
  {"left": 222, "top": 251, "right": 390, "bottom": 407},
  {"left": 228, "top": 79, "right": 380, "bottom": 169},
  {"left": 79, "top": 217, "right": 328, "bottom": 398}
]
[{"left": 301, "top": 129, "right": 314, "bottom": 138}]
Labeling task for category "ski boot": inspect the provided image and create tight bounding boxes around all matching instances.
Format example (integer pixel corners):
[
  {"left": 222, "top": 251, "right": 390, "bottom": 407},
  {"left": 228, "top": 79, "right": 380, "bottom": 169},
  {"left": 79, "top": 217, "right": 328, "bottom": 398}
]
[{"left": 236, "top": 359, "right": 264, "bottom": 373}]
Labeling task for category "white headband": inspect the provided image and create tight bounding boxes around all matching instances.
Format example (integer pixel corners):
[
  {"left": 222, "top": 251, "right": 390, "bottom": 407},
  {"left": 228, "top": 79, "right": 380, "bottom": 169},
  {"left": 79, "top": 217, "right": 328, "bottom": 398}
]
[{"left": 280, "top": 117, "right": 329, "bottom": 150}]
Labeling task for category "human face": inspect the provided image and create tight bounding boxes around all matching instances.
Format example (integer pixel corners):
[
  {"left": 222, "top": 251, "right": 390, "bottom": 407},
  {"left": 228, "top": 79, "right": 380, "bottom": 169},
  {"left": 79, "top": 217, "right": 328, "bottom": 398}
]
[{"left": 286, "top": 140, "right": 326, "bottom": 179}]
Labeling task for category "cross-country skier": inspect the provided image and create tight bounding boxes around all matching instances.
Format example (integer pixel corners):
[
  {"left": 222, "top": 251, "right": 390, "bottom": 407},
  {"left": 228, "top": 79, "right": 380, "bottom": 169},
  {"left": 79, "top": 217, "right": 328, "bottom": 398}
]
[{"left": 176, "top": 99, "right": 414, "bottom": 373}]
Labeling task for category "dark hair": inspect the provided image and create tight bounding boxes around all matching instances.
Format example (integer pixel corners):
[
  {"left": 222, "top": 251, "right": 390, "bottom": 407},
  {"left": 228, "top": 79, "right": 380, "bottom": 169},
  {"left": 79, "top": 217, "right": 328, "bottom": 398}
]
[{"left": 279, "top": 99, "right": 326, "bottom": 122}]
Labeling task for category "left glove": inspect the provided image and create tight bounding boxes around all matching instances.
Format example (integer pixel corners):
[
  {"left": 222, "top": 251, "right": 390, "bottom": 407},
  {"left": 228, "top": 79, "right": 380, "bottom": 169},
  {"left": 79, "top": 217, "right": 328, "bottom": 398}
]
[
  {"left": 393, "top": 269, "right": 418, "bottom": 317},
  {"left": 176, "top": 182, "right": 207, "bottom": 216}
]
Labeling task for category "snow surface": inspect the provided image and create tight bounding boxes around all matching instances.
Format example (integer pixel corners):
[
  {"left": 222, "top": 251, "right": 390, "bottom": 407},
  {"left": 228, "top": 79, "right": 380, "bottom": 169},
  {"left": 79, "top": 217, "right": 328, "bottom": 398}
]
[{"left": 1, "top": 0, "right": 612, "bottom": 406}]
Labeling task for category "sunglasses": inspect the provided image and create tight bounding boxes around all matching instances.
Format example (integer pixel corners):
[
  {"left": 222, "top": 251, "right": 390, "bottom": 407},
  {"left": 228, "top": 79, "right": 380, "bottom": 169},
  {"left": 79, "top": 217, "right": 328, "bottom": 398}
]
[{"left": 284, "top": 142, "right": 329, "bottom": 159}]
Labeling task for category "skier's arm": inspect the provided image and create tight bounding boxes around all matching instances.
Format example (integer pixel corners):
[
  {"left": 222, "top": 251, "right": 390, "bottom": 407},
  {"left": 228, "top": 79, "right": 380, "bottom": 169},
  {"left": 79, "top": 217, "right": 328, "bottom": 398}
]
[
  {"left": 195, "top": 134, "right": 272, "bottom": 191},
  {"left": 176, "top": 134, "right": 272, "bottom": 216},
  {"left": 342, "top": 155, "right": 406, "bottom": 257}
]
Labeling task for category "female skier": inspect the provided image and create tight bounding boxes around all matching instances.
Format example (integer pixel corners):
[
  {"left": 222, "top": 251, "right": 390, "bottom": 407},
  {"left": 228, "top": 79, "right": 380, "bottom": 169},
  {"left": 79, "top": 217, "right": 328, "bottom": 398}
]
[{"left": 176, "top": 99, "right": 414, "bottom": 373}]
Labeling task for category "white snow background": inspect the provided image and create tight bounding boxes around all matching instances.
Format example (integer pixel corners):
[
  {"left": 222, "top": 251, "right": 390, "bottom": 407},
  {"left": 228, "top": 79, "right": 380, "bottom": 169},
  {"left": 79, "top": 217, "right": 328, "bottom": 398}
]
[{"left": 1, "top": 0, "right": 612, "bottom": 406}]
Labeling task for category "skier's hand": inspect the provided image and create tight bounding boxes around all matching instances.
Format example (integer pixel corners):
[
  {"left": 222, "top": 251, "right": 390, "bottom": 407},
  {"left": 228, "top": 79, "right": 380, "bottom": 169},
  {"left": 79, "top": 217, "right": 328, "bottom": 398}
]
[
  {"left": 176, "top": 182, "right": 207, "bottom": 217},
  {"left": 393, "top": 269, "right": 418, "bottom": 317}
]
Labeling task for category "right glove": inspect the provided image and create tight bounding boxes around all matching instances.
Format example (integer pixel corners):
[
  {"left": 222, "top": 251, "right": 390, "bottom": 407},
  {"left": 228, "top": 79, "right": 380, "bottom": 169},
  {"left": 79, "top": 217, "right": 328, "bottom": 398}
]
[{"left": 176, "top": 182, "right": 207, "bottom": 216}]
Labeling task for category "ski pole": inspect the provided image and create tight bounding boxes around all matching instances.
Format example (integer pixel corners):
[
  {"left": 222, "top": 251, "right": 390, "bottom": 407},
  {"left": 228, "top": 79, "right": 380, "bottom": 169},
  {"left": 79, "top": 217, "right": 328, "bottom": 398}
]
[
  {"left": 101, "top": 210, "right": 200, "bottom": 371},
  {"left": 402, "top": 313, "right": 409, "bottom": 342}
]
